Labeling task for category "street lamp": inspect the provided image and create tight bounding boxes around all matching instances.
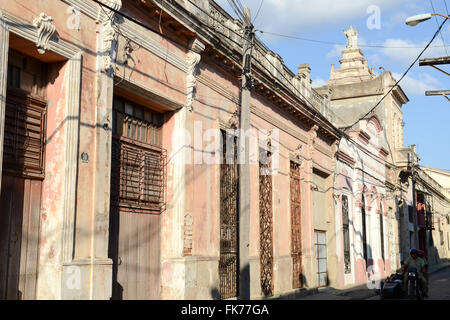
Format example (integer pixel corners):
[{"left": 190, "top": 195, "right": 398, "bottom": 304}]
[
  {"left": 406, "top": 12, "right": 450, "bottom": 101},
  {"left": 406, "top": 13, "right": 450, "bottom": 26}
]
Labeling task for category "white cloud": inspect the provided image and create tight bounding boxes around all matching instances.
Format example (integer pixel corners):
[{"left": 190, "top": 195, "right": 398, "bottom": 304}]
[
  {"left": 312, "top": 78, "right": 327, "bottom": 88},
  {"left": 379, "top": 38, "right": 449, "bottom": 68},
  {"left": 392, "top": 72, "right": 439, "bottom": 96},
  {"left": 215, "top": 0, "right": 406, "bottom": 35},
  {"left": 327, "top": 44, "right": 345, "bottom": 58}
]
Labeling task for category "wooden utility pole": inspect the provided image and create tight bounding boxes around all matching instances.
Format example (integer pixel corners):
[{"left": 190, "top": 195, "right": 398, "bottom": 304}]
[
  {"left": 239, "top": 7, "right": 253, "bottom": 300},
  {"left": 419, "top": 56, "right": 450, "bottom": 101}
]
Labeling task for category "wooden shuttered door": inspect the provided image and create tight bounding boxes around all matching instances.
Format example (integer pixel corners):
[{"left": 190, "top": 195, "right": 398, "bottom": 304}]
[
  {"left": 109, "top": 96, "right": 165, "bottom": 300},
  {"left": 1, "top": 55, "right": 47, "bottom": 299},
  {"left": 1, "top": 50, "right": 46, "bottom": 300}
]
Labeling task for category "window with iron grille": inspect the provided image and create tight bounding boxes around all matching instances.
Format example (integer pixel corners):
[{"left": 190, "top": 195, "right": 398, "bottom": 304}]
[
  {"left": 111, "top": 96, "right": 166, "bottom": 214},
  {"left": 259, "top": 148, "right": 274, "bottom": 297},
  {"left": 219, "top": 129, "right": 239, "bottom": 299},
  {"left": 290, "top": 161, "right": 302, "bottom": 287},
  {"left": 342, "top": 195, "right": 351, "bottom": 274},
  {"left": 408, "top": 205, "right": 414, "bottom": 223},
  {"left": 361, "top": 195, "right": 368, "bottom": 264}
]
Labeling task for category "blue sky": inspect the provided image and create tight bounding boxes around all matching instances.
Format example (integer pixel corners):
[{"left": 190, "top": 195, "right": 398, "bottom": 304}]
[{"left": 216, "top": 0, "right": 450, "bottom": 171}]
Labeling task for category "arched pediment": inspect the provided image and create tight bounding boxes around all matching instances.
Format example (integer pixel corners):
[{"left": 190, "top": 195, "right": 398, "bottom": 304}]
[{"left": 367, "top": 115, "right": 383, "bottom": 133}]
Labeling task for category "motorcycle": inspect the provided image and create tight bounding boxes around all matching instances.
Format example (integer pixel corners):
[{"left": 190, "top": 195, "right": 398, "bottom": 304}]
[
  {"left": 406, "top": 267, "right": 424, "bottom": 300},
  {"left": 380, "top": 271, "right": 403, "bottom": 299}
]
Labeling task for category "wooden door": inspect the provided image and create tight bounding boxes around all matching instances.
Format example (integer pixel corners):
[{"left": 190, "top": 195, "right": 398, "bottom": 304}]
[
  {"left": 109, "top": 96, "right": 164, "bottom": 300},
  {"left": 0, "top": 88, "right": 46, "bottom": 300}
]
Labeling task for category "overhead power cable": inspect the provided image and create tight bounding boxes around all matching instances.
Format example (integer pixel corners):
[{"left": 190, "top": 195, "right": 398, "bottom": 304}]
[
  {"left": 342, "top": 18, "right": 448, "bottom": 132},
  {"left": 430, "top": 0, "right": 449, "bottom": 55},
  {"left": 226, "top": 0, "right": 245, "bottom": 23},
  {"left": 253, "top": 0, "right": 265, "bottom": 24},
  {"left": 257, "top": 30, "right": 450, "bottom": 49}
]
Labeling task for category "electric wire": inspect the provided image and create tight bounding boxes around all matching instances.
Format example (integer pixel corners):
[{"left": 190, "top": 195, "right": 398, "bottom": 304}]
[
  {"left": 226, "top": 0, "right": 245, "bottom": 23},
  {"left": 257, "top": 30, "right": 450, "bottom": 49},
  {"left": 430, "top": 0, "right": 449, "bottom": 55},
  {"left": 184, "top": 0, "right": 448, "bottom": 50},
  {"left": 253, "top": 0, "right": 265, "bottom": 24}
]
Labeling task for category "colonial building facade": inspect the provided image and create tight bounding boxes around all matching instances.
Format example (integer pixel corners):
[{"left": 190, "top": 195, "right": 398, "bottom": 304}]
[
  {"left": 0, "top": 1, "right": 448, "bottom": 301},
  {"left": 0, "top": 0, "right": 343, "bottom": 300}
]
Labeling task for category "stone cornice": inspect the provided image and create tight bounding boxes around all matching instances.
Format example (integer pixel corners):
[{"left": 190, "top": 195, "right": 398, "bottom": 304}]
[
  {"left": 350, "top": 130, "right": 370, "bottom": 145},
  {"left": 391, "top": 84, "right": 409, "bottom": 105},
  {"left": 379, "top": 147, "right": 389, "bottom": 159},
  {"left": 336, "top": 150, "right": 356, "bottom": 167},
  {"left": 114, "top": 76, "right": 184, "bottom": 111},
  {"left": 416, "top": 168, "right": 450, "bottom": 202}
]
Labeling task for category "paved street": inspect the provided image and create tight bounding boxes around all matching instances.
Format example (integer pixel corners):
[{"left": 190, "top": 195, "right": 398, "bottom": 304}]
[
  {"left": 366, "top": 265, "right": 450, "bottom": 300},
  {"left": 293, "top": 266, "right": 450, "bottom": 300},
  {"left": 428, "top": 266, "right": 450, "bottom": 300}
]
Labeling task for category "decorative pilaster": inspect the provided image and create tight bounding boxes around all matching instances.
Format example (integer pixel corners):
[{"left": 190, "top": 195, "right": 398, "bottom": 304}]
[
  {"left": 293, "top": 144, "right": 303, "bottom": 164},
  {"left": 228, "top": 108, "right": 239, "bottom": 129},
  {"left": 186, "top": 39, "right": 205, "bottom": 112},
  {"left": 98, "top": 0, "right": 122, "bottom": 73},
  {"left": 33, "top": 13, "right": 56, "bottom": 54},
  {"left": 308, "top": 124, "right": 319, "bottom": 168},
  {"left": 62, "top": 52, "right": 83, "bottom": 264}
]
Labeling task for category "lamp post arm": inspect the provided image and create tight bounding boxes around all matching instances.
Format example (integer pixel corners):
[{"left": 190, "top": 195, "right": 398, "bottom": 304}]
[{"left": 432, "top": 13, "right": 450, "bottom": 19}]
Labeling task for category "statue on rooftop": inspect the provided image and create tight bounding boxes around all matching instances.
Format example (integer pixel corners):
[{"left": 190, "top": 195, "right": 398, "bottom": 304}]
[{"left": 344, "top": 26, "right": 358, "bottom": 49}]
